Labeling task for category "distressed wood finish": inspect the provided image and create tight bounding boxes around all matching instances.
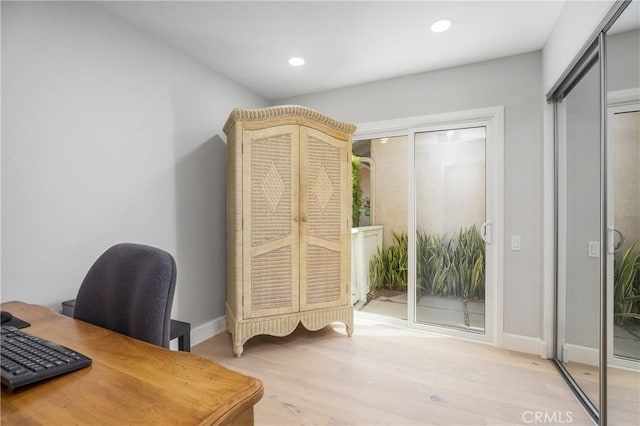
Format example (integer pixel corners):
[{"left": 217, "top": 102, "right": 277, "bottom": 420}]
[
  {"left": 0, "top": 302, "right": 263, "bottom": 426},
  {"left": 225, "top": 106, "right": 355, "bottom": 357}
]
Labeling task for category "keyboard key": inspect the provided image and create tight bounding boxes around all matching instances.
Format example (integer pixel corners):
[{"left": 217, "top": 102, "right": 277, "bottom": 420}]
[{"left": 1, "top": 326, "right": 91, "bottom": 392}]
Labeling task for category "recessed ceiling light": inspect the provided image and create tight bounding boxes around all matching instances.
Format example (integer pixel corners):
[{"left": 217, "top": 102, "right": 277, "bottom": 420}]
[
  {"left": 288, "top": 57, "right": 305, "bottom": 66},
  {"left": 430, "top": 19, "right": 452, "bottom": 33}
]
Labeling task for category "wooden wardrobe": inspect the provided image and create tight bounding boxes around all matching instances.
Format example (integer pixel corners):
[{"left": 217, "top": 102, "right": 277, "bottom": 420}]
[{"left": 224, "top": 106, "right": 355, "bottom": 356}]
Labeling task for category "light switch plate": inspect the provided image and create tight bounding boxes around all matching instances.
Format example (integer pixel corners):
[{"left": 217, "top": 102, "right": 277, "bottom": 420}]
[
  {"left": 511, "top": 236, "right": 521, "bottom": 251},
  {"left": 588, "top": 241, "right": 600, "bottom": 258}
]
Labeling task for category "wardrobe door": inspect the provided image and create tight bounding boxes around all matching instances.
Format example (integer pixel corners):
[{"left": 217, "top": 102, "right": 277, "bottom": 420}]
[
  {"left": 243, "top": 125, "right": 300, "bottom": 318},
  {"left": 299, "top": 126, "right": 350, "bottom": 311}
]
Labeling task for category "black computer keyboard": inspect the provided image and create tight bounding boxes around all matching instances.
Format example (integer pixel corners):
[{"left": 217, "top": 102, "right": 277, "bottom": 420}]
[{"left": 1, "top": 325, "right": 91, "bottom": 392}]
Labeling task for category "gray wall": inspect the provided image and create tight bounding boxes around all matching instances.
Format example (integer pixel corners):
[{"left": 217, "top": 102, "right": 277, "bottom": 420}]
[
  {"left": 279, "top": 52, "right": 544, "bottom": 340},
  {"left": 1, "top": 2, "right": 268, "bottom": 327},
  {"left": 542, "top": 0, "right": 615, "bottom": 93},
  {"left": 607, "top": 29, "right": 640, "bottom": 92}
]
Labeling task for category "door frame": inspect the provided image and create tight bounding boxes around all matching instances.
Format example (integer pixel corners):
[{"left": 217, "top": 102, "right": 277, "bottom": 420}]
[{"left": 354, "top": 106, "right": 504, "bottom": 346}]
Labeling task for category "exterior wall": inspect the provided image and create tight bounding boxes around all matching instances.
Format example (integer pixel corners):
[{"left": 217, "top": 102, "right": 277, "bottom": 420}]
[{"left": 370, "top": 137, "right": 408, "bottom": 247}]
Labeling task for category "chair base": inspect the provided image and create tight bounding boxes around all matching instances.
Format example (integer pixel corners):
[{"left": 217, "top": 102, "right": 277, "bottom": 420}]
[
  {"left": 169, "top": 319, "right": 191, "bottom": 352},
  {"left": 62, "top": 299, "right": 190, "bottom": 351}
]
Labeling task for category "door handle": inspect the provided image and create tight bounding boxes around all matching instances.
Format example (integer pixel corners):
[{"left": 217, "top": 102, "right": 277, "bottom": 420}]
[
  {"left": 608, "top": 228, "right": 625, "bottom": 254},
  {"left": 481, "top": 221, "right": 492, "bottom": 245}
]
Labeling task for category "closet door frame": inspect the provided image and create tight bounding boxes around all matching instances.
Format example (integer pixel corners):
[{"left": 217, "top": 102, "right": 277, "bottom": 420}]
[{"left": 547, "top": 2, "right": 635, "bottom": 423}]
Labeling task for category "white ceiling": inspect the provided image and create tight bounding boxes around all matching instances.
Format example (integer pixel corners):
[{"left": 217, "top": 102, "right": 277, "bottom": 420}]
[{"left": 101, "top": 1, "right": 567, "bottom": 101}]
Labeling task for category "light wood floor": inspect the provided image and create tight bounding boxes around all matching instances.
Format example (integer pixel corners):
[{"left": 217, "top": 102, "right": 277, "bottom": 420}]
[
  {"left": 562, "top": 361, "right": 640, "bottom": 426},
  {"left": 194, "top": 316, "right": 593, "bottom": 426}
]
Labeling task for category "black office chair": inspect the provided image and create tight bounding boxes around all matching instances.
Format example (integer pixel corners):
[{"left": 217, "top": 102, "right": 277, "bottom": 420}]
[{"left": 73, "top": 243, "right": 177, "bottom": 349}]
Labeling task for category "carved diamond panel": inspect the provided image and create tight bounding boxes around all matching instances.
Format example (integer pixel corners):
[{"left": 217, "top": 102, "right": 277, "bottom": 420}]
[
  {"left": 262, "top": 161, "right": 285, "bottom": 213},
  {"left": 313, "top": 166, "right": 334, "bottom": 213}
]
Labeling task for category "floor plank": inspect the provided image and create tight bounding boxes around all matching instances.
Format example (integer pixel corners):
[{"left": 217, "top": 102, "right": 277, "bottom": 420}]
[{"left": 193, "top": 316, "right": 592, "bottom": 425}]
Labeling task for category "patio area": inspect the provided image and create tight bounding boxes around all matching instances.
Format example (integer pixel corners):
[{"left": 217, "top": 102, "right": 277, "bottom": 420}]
[
  {"left": 357, "top": 293, "right": 485, "bottom": 332},
  {"left": 359, "top": 293, "right": 638, "bottom": 361}
]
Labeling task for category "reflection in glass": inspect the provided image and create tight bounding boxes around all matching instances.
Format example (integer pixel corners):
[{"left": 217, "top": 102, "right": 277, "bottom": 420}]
[
  {"left": 606, "top": 1, "right": 640, "bottom": 424},
  {"left": 414, "top": 127, "right": 486, "bottom": 332},
  {"left": 557, "top": 54, "right": 601, "bottom": 411},
  {"left": 612, "top": 111, "right": 640, "bottom": 361}
]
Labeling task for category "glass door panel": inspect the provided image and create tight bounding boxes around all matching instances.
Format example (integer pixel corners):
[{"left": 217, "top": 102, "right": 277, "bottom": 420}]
[
  {"left": 413, "top": 127, "right": 486, "bottom": 332},
  {"left": 353, "top": 137, "right": 409, "bottom": 320}
]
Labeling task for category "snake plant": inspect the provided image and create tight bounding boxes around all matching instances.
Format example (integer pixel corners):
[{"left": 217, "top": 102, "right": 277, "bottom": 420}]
[
  {"left": 369, "top": 225, "right": 485, "bottom": 300},
  {"left": 614, "top": 241, "right": 640, "bottom": 326}
]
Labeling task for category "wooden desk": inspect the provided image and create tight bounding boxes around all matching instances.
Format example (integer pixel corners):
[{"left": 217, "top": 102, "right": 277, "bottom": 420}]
[{"left": 1, "top": 301, "right": 263, "bottom": 425}]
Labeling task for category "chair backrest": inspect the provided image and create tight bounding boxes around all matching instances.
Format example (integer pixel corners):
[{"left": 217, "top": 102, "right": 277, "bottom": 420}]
[{"left": 73, "top": 243, "right": 177, "bottom": 348}]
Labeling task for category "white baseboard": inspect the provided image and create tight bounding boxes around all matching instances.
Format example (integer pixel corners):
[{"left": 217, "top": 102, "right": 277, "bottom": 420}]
[
  {"left": 562, "top": 343, "right": 599, "bottom": 366},
  {"left": 177, "top": 315, "right": 551, "bottom": 359},
  {"left": 502, "top": 333, "right": 546, "bottom": 357},
  {"left": 192, "top": 315, "right": 227, "bottom": 346},
  {"left": 170, "top": 315, "right": 226, "bottom": 351}
]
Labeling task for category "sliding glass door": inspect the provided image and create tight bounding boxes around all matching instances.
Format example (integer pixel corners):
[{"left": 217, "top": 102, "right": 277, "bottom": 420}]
[
  {"left": 353, "top": 108, "right": 502, "bottom": 342},
  {"left": 407, "top": 114, "right": 500, "bottom": 343},
  {"left": 412, "top": 126, "right": 487, "bottom": 333}
]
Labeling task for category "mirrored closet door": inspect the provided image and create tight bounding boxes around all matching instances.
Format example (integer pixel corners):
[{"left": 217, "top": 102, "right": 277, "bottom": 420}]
[
  {"left": 605, "top": 1, "right": 640, "bottom": 424},
  {"left": 556, "top": 45, "right": 602, "bottom": 417},
  {"left": 552, "top": 1, "right": 639, "bottom": 424}
]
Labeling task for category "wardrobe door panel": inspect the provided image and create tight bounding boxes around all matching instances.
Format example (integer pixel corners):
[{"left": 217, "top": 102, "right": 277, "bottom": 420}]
[
  {"left": 300, "top": 126, "right": 350, "bottom": 310},
  {"left": 243, "top": 125, "right": 300, "bottom": 318}
]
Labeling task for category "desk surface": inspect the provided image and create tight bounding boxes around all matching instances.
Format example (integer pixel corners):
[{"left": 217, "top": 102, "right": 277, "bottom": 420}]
[{"left": 1, "top": 301, "right": 263, "bottom": 425}]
